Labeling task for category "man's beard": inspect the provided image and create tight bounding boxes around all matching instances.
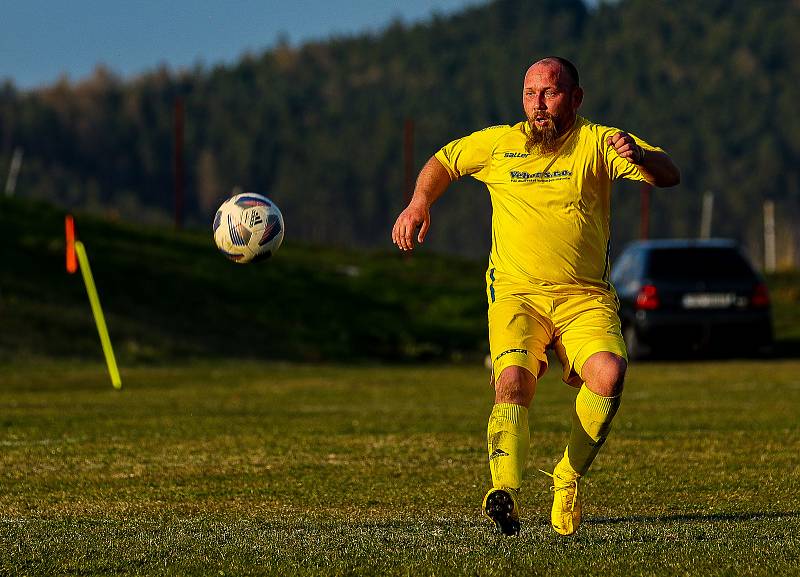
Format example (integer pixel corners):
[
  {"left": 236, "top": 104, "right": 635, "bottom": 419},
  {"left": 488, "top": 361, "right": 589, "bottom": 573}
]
[{"left": 525, "top": 114, "right": 560, "bottom": 154}]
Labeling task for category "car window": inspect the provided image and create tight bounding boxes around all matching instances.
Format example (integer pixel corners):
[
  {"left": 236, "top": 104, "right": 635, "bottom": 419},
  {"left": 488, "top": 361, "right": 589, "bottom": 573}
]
[
  {"left": 645, "top": 248, "right": 756, "bottom": 280},
  {"left": 632, "top": 248, "right": 646, "bottom": 279}
]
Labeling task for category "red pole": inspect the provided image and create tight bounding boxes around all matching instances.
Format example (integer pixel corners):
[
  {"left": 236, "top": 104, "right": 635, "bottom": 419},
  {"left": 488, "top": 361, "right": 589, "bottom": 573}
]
[
  {"left": 174, "top": 97, "right": 185, "bottom": 230},
  {"left": 65, "top": 214, "right": 77, "bottom": 274},
  {"left": 640, "top": 182, "right": 652, "bottom": 239},
  {"left": 403, "top": 118, "right": 415, "bottom": 259},
  {"left": 403, "top": 118, "right": 415, "bottom": 206}
]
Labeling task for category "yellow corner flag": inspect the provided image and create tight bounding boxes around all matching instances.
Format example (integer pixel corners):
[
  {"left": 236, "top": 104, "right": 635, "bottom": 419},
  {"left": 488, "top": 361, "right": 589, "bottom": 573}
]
[{"left": 74, "top": 241, "right": 122, "bottom": 389}]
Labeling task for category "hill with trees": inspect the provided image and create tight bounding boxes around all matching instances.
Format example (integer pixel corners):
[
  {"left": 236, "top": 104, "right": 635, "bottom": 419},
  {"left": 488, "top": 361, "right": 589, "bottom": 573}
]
[
  {"left": 2, "top": 195, "right": 798, "bottom": 363},
  {"left": 1, "top": 0, "right": 798, "bottom": 265},
  {"left": 0, "top": 196, "right": 487, "bottom": 363}
]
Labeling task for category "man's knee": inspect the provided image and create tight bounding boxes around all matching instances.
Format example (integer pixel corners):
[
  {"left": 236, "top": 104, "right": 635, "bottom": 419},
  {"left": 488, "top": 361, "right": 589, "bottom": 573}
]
[
  {"left": 494, "top": 365, "right": 537, "bottom": 406},
  {"left": 580, "top": 352, "right": 627, "bottom": 397}
]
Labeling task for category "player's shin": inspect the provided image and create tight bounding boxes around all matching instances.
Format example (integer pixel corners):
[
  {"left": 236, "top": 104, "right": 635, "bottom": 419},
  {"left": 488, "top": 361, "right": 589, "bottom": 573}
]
[
  {"left": 487, "top": 403, "right": 530, "bottom": 490},
  {"left": 560, "top": 385, "right": 621, "bottom": 476}
]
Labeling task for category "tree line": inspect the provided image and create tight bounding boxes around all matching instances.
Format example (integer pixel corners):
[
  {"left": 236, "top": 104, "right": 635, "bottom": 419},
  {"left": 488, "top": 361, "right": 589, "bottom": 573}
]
[{"left": 1, "top": 0, "right": 798, "bottom": 264}]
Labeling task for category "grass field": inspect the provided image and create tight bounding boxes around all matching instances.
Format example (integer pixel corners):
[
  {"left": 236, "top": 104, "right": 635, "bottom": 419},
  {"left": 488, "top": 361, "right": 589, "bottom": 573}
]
[
  {"left": 2, "top": 197, "right": 800, "bottom": 574},
  {"left": 0, "top": 197, "right": 486, "bottom": 364},
  {"left": 3, "top": 196, "right": 800, "bottom": 365},
  {"left": 2, "top": 359, "right": 799, "bottom": 576}
]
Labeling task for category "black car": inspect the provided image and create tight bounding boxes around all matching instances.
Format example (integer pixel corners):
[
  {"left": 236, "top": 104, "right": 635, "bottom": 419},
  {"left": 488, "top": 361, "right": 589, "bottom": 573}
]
[{"left": 611, "top": 239, "right": 773, "bottom": 359}]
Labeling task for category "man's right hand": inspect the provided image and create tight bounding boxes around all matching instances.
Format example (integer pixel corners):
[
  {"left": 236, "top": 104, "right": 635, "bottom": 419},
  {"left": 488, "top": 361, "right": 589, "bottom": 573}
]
[
  {"left": 392, "top": 202, "right": 430, "bottom": 251},
  {"left": 391, "top": 156, "right": 453, "bottom": 251}
]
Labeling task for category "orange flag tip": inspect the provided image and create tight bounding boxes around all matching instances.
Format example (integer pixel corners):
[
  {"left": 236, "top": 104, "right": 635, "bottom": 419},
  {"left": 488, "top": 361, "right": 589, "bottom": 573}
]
[{"left": 65, "top": 214, "right": 77, "bottom": 274}]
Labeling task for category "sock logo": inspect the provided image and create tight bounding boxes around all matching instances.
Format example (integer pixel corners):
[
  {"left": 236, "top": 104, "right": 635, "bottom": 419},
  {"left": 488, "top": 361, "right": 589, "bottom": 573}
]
[{"left": 489, "top": 449, "right": 509, "bottom": 461}]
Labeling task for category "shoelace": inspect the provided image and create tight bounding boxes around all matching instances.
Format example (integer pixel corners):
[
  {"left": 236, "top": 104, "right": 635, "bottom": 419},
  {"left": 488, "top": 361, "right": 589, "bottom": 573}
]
[{"left": 538, "top": 469, "right": 580, "bottom": 512}]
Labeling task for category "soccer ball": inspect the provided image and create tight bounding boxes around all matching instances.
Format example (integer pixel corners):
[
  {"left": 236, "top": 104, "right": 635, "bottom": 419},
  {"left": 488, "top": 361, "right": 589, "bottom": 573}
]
[{"left": 212, "top": 193, "right": 284, "bottom": 263}]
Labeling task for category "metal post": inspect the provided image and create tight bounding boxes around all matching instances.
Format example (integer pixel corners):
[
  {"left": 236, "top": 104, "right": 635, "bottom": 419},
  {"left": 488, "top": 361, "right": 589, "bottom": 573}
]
[
  {"left": 700, "top": 190, "right": 714, "bottom": 239},
  {"left": 764, "top": 200, "right": 776, "bottom": 273},
  {"left": 640, "top": 182, "right": 651, "bottom": 239},
  {"left": 5, "top": 147, "right": 23, "bottom": 197}
]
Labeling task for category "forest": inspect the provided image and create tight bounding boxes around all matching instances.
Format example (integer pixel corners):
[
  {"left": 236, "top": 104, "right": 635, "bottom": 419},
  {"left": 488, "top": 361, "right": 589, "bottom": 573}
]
[{"left": 1, "top": 0, "right": 798, "bottom": 265}]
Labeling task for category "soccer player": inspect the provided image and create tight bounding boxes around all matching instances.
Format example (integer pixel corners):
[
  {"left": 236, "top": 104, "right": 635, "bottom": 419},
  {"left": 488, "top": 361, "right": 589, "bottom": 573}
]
[{"left": 391, "top": 57, "right": 680, "bottom": 536}]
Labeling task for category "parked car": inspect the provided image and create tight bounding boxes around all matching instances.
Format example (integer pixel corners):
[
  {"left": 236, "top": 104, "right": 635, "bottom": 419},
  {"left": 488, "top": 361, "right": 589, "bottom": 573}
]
[{"left": 611, "top": 239, "right": 773, "bottom": 359}]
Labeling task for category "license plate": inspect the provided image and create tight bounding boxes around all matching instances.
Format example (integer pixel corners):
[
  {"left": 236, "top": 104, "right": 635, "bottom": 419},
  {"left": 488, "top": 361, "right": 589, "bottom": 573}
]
[{"left": 681, "top": 293, "right": 736, "bottom": 309}]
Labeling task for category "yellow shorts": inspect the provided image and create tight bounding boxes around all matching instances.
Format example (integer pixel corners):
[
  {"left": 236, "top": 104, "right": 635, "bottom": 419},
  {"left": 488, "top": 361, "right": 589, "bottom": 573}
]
[{"left": 488, "top": 288, "right": 627, "bottom": 387}]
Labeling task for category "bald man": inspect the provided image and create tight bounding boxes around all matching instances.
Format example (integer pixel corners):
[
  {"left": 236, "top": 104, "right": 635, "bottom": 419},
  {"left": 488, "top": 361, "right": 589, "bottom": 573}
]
[{"left": 392, "top": 56, "right": 679, "bottom": 536}]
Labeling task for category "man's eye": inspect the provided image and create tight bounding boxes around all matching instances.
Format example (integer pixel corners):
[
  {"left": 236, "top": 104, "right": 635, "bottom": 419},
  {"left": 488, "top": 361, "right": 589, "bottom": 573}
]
[{"left": 545, "top": 91, "right": 556, "bottom": 98}]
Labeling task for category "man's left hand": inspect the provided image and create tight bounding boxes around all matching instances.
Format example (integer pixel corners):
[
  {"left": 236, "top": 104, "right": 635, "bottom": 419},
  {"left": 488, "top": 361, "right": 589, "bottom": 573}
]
[{"left": 607, "top": 132, "right": 644, "bottom": 164}]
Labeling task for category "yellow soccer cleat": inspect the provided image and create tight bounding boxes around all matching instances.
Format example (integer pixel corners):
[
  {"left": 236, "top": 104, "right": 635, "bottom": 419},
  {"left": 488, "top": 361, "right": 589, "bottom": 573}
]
[
  {"left": 482, "top": 487, "right": 521, "bottom": 536},
  {"left": 541, "top": 465, "right": 582, "bottom": 536}
]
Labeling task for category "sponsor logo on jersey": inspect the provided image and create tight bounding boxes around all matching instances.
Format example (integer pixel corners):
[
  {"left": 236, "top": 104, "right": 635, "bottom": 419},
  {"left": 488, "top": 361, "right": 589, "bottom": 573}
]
[
  {"left": 504, "top": 152, "right": 529, "bottom": 158},
  {"left": 510, "top": 169, "right": 573, "bottom": 182},
  {"left": 479, "top": 124, "right": 509, "bottom": 132}
]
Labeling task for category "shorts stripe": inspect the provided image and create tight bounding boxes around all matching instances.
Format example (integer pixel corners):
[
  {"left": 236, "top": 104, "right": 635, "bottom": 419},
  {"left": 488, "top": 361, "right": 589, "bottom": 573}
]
[
  {"left": 601, "top": 239, "right": 611, "bottom": 290},
  {"left": 489, "top": 268, "right": 496, "bottom": 303}
]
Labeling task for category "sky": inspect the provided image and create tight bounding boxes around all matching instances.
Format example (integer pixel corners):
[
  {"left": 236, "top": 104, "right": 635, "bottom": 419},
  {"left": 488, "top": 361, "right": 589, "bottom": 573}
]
[{"left": 0, "top": 0, "right": 488, "bottom": 90}]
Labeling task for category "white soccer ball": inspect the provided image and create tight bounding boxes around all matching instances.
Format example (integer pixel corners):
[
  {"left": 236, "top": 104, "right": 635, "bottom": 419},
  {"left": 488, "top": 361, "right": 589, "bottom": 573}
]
[{"left": 212, "top": 193, "right": 284, "bottom": 263}]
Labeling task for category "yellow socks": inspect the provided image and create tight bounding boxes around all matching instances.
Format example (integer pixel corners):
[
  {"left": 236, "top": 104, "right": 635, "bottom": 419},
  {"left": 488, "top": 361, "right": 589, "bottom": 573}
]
[
  {"left": 560, "top": 385, "right": 621, "bottom": 477},
  {"left": 487, "top": 403, "right": 530, "bottom": 490},
  {"left": 486, "top": 389, "right": 617, "bottom": 492}
]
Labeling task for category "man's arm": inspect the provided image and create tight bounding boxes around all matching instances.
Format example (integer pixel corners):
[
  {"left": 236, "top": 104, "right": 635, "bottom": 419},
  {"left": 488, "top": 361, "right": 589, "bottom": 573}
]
[
  {"left": 391, "top": 156, "right": 455, "bottom": 251},
  {"left": 607, "top": 132, "right": 681, "bottom": 187}
]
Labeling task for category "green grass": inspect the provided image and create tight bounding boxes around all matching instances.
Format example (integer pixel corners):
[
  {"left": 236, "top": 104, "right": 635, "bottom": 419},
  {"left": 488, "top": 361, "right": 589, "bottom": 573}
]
[
  {"left": 770, "top": 270, "right": 800, "bottom": 343},
  {"left": 0, "top": 196, "right": 486, "bottom": 363},
  {"left": 3, "top": 196, "right": 799, "bottom": 365},
  {"left": 2, "top": 196, "right": 799, "bottom": 574},
  {"left": 2, "top": 359, "right": 799, "bottom": 576}
]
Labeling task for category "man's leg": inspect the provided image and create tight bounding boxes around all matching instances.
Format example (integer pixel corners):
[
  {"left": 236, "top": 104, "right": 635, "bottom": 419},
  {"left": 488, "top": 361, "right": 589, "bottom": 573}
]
[
  {"left": 551, "top": 351, "right": 626, "bottom": 535},
  {"left": 563, "top": 351, "right": 626, "bottom": 474},
  {"left": 489, "top": 365, "right": 536, "bottom": 490},
  {"left": 484, "top": 365, "right": 536, "bottom": 535},
  {"left": 483, "top": 294, "right": 552, "bottom": 535}
]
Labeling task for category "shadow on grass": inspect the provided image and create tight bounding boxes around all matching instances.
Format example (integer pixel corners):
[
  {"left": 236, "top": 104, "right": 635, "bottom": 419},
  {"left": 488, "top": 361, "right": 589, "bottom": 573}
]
[{"left": 591, "top": 510, "right": 800, "bottom": 525}]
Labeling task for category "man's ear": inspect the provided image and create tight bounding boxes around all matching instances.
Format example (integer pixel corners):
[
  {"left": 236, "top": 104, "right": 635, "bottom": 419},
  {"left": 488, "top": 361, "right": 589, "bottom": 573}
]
[{"left": 572, "top": 86, "right": 584, "bottom": 110}]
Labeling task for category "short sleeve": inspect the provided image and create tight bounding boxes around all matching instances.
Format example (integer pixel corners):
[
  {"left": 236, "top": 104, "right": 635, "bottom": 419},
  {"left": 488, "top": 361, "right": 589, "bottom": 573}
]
[
  {"left": 599, "top": 126, "right": 665, "bottom": 182},
  {"left": 434, "top": 126, "right": 507, "bottom": 181}
]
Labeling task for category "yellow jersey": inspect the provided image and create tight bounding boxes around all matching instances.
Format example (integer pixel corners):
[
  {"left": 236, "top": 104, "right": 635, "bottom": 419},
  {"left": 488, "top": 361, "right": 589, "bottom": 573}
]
[{"left": 434, "top": 116, "right": 663, "bottom": 294}]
